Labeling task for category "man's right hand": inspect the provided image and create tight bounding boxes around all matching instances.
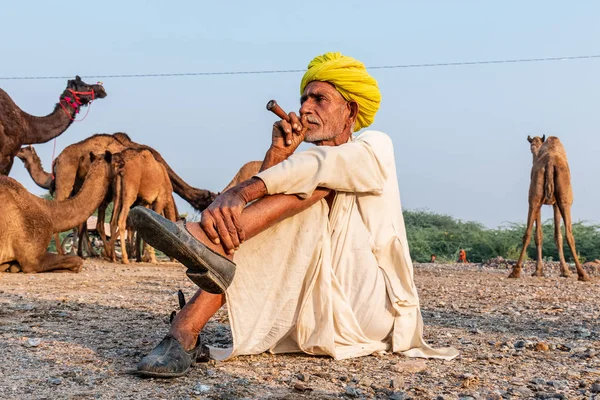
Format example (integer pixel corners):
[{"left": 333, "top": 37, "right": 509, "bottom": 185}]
[{"left": 270, "top": 112, "right": 307, "bottom": 158}]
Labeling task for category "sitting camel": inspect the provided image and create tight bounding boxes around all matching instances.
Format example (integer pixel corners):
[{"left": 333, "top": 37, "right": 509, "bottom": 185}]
[
  {"left": 0, "top": 76, "right": 106, "bottom": 175},
  {"left": 109, "top": 148, "right": 178, "bottom": 264},
  {"left": 0, "top": 152, "right": 112, "bottom": 273},
  {"left": 509, "top": 135, "right": 590, "bottom": 281},
  {"left": 15, "top": 145, "right": 53, "bottom": 189}
]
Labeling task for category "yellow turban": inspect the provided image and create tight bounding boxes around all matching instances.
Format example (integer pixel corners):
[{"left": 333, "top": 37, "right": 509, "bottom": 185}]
[{"left": 300, "top": 52, "right": 381, "bottom": 132}]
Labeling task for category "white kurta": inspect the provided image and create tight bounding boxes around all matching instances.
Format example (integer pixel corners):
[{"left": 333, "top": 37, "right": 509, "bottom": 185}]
[{"left": 210, "top": 130, "right": 458, "bottom": 361}]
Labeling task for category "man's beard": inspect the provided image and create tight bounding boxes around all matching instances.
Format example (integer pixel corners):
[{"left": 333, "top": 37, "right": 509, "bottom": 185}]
[
  {"left": 304, "top": 127, "right": 337, "bottom": 143},
  {"left": 302, "top": 112, "right": 343, "bottom": 143}
]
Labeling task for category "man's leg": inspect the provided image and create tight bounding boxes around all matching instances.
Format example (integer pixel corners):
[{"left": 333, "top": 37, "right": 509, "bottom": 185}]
[{"left": 159, "top": 188, "right": 331, "bottom": 351}]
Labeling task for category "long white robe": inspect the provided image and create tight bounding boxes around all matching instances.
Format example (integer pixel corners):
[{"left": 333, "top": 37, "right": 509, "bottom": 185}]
[{"left": 210, "top": 130, "right": 458, "bottom": 361}]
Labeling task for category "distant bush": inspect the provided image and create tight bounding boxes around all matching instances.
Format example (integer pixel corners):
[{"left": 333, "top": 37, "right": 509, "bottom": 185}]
[{"left": 404, "top": 209, "right": 600, "bottom": 263}]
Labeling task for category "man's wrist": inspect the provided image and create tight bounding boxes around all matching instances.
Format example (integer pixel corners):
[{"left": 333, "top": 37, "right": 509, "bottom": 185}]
[
  {"left": 236, "top": 177, "right": 268, "bottom": 203},
  {"left": 261, "top": 146, "right": 290, "bottom": 171}
]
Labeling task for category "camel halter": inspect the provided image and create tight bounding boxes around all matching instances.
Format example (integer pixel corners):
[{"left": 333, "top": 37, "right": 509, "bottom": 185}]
[
  {"left": 58, "top": 82, "right": 102, "bottom": 122},
  {"left": 53, "top": 82, "right": 103, "bottom": 178}
]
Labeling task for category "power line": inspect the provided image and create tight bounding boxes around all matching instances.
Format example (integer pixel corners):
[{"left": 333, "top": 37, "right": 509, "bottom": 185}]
[{"left": 1, "top": 54, "right": 599, "bottom": 80}]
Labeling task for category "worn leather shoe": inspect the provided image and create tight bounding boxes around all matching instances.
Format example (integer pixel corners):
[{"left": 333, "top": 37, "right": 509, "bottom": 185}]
[
  {"left": 129, "top": 206, "right": 236, "bottom": 294},
  {"left": 136, "top": 335, "right": 200, "bottom": 378}
]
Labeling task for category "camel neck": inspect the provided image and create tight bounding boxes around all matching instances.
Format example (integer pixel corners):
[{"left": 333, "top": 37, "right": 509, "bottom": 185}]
[
  {"left": 20, "top": 155, "right": 53, "bottom": 190},
  {"left": 22, "top": 100, "right": 77, "bottom": 144},
  {"left": 46, "top": 163, "right": 109, "bottom": 233}
]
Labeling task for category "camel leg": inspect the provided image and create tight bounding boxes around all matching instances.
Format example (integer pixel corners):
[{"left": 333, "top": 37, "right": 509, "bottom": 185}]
[
  {"left": 78, "top": 223, "right": 96, "bottom": 258},
  {"left": 509, "top": 205, "right": 537, "bottom": 278},
  {"left": 553, "top": 204, "right": 571, "bottom": 278},
  {"left": 532, "top": 212, "right": 544, "bottom": 277},
  {"left": 53, "top": 233, "right": 65, "bottom": 255},
  {"left": 557, "top": 203, "right": 591, "bottom": 282},
  {"left": 135, "top": 230, "right": 143, "bottom": 262},
  {"left": 19, "top": 252, "right": 83, "bottom": 274},
  {"left": 108, "top": 176, "right": 124, "bottom": 262},
  {"left": 115, "top": 185, "right": 137, "bottom": 264},
  {"left": 97, "top": 201, "right": 110, "bottom": 258}
]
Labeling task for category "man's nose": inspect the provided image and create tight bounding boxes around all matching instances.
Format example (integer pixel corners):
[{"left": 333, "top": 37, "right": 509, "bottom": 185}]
[{"left": 299, "top": 100, "right": 313, "bottom": 115}]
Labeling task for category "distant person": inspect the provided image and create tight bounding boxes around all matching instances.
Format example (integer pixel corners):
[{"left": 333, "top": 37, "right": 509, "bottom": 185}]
[
  {"left": 457, "top": 249, "right": 468, "bottom": 263},
  {"left": 131, "top": 52, "right": 458, "bottom": 378},
  {"left": 430, "top": 254, "right": 437, "bottom": 263}
]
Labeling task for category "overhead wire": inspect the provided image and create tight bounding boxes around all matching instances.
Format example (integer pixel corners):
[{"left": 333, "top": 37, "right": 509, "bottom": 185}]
[{"left": 1, "top": 54, "right": 599, "bottom": 80}]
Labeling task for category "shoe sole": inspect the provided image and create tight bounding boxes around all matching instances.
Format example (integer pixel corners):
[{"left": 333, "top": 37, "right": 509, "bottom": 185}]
[{"left": 129, "top": 207, "right": 234, "bottom": 294}]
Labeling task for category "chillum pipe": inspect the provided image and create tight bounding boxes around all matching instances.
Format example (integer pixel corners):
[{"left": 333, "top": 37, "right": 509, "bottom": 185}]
[{"left": 266, "top": 100, "right": 290, "bottom": 122}]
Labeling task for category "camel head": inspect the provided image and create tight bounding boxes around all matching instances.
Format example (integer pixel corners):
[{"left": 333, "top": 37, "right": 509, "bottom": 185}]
[
  {"left": 89, "top": 150, "right": 113, "bottom": 175},
  {"left": 65, "top": 76, "right": 107, "bottom": 105},
  {"left": 527, "top": 134, "right": 546, "bottom": 157},
  {"left": 16, "top": 145, "right": 39, "bottom": 163}
]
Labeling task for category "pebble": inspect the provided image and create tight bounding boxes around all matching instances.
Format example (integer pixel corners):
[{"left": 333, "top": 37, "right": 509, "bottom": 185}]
[
  {"left": 535, "top": 342, "right": 550, "bottom": 352},
  {"left": 47, "top": 378, "right": 62, "bottom": 385},
  {"left": 192, "top": 384, "right": 211, "bottom": 394},
  {"left": 293, "top": 382, "right": 312, "bottom": 392},
  {"left": 344, "top": 385, "right": 360, "bottom": 398},
  {"left": 24, "top": 338, "right": 41, "bottom": 348},
  {"left": 591, "top": 382, "right": 600, "bottom": 393},
  {"left": 389, "top": 391, "right": 409, "bottom": 400},
  {"left": 390, "top": 376, "right": 404, "bottom": 388}
]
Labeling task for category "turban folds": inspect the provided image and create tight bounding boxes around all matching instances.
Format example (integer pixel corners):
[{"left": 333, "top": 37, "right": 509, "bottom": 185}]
[{"left": 300, "top": 52, "right": 381, "bottom": 132}]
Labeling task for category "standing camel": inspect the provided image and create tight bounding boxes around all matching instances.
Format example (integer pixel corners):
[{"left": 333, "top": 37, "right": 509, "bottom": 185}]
[
  {"left": 52, "top": 133, "right": 217, "bottom": 257},
  {"left": 0, "top": 76, "right": 107, "bottom": 175},
  {"left": 0, "top": 152, "right": 112, "bottom": 273},
  {"left": 509, "top": 135, "right": 591, "bottom": 281},
  {"left": 109, "top": 148, "right": 178, "bottom": 264}
]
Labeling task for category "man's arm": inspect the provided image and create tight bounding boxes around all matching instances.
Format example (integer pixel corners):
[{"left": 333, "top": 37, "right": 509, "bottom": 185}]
[
  {"left": 199, "top": 111, "right": 308, "bottom": 252},
  {"left": 257, "top": 130, "right": 393, "bottom": 198}
]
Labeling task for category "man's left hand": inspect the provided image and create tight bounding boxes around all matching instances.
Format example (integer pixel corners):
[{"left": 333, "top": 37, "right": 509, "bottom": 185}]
[{"left": 200, "top": 190, "right": 247, "bottom": 254}]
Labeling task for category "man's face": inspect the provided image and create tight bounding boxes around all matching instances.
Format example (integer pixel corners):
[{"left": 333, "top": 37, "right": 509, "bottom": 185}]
[{"left": 299, "top": 81, "right": 351, "bottom": 143}]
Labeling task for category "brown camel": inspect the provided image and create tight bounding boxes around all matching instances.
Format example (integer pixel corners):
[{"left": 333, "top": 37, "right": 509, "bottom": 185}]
[
  {"left": 509, "top": 135, "right": 591, "bottom": 281},
  {"left": 52, "top": 134, "right": 127, "bottom": 256},
  {"left": 113, "top": 134, "right": 217, "bottom": 209},
  {"left": 0, "top": 76, "right": 107, "bottom": 175},
  {"left": 222, "top": 161, "right": 262, "bottom": 192},
  {"left": 0, "top": 151, "right": 112, "bottom": 273},
  {"left": 51, "top": 133, "right": 217, "bottom": 257},
  {"left": 15, "top": 145, "right": 53, "bottom": 189},
  {"left": 109, "top": 148, "right": 178, "bottom": 264}
]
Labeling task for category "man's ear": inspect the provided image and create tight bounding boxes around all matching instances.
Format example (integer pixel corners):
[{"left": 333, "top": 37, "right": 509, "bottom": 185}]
[{"left": 348, "top": 101, "right": 359, "bottom": 125}]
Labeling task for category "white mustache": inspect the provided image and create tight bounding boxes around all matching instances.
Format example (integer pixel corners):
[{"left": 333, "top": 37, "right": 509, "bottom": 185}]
[{"left": 306, "top": 115, "right": 320, "bottom": 124}]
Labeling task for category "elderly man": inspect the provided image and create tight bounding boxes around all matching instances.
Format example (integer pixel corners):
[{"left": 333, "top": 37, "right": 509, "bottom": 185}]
[{"left": 130, "top": 52, "right": 458, "bottom": 378}]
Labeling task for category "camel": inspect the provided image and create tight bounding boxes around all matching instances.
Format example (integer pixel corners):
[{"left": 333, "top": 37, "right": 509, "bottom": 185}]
[
  {"left": 109, "top": 148, "right": 178, "bottom": 264},
  {"left": 112, "top": 133, "right": 217, "bottom": 209},
  {"left": 0, "top": 76, "right": 107, "bottom": 175},
  {"left": 15, "top": 145, "right": 53, "bottom": 189},
  {"left": 51, "top": 134, "right": 128, "bottom": 256},
  {"left": 0, "top": 151, "right": 112, "bottom": 273},
  {"left": 509, "top": 135, "right": 591, "bottom": 281},
  {"left": 222, "top": 160, "right": 262, "bottom": 192}
]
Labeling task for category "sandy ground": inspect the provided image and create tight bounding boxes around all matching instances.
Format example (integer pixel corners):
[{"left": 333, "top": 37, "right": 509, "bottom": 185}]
[{"left": 0, "top": 260, "right": 598, "bottom": 400}]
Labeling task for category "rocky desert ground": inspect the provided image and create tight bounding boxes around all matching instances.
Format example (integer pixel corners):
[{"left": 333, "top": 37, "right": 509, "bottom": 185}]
[{"left": 0, "top": 260, "right": 598, "bottom": 399}]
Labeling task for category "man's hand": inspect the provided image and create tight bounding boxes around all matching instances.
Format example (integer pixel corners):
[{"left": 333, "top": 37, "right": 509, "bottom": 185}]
[
  {"left": 200, "top": 189, "right": 247, "bottom": 255},
  {"left": 271, "top": 112, "right": 308, "bottom": 157},
  {"left": 199, "top": 178, "right": 268, "bottom": 254}
]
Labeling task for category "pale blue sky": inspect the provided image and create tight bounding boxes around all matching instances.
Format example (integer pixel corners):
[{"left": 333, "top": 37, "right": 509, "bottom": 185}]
[{"left": 3, "top": 1, "right": 600, "bottom": 228}]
